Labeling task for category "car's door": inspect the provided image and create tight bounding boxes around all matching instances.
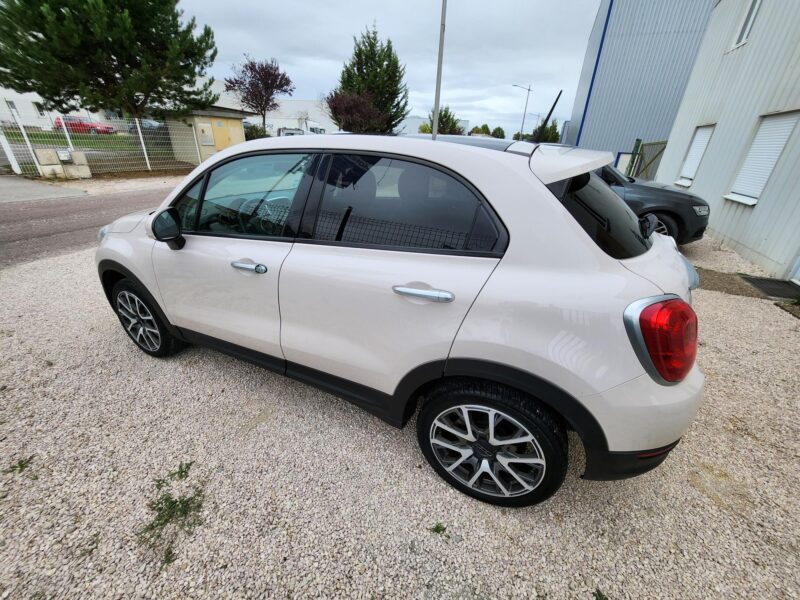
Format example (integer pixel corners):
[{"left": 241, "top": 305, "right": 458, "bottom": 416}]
[
  {"left": 152, "top": 152, "right": 317, "bottom": 362},
  {"left": 279, "top": 153, "right": 506, "bottom": 395}
]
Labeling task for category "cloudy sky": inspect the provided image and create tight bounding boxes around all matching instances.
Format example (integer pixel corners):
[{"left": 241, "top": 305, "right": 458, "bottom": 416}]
[{"left": 182, "top": 0, "right": 601, "bottom": 137}]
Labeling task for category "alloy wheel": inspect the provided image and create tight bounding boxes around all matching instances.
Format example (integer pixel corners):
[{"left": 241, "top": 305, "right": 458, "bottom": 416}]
[
  {"left": 654, "top": 218, "right": 670, "bottom": 236},
  {"left": 116, "top": 291, "right": 161, "bottom": 352},
  {"left": 429, "top": 404, "right": 546, "bottom": 498}
]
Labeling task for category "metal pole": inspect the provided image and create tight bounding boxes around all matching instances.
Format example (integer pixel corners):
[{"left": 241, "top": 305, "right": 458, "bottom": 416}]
[
  {"left": 190, "top": 123, "right": 202, "bottom": 164},
  {"left": 513, "top": 84, "right": 531, "bottom": 141},
  {"left": 59, "top": 114, "right": 74, "bottom": 151},
  {"left": 134, "top": 118, "right": 152, "bottom": 171},
  {"left": 431, "top": 0, "right": 447, "bottom": 140},
  {"left": 11, "top": 109, "right": 43, "bottom": 176},
  {"left": 0, "top": 124, "right": 22, "bottom": 174}
]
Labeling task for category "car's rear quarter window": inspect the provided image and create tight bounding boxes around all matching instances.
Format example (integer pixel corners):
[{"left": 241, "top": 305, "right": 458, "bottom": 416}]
[{"left": 547, "top": 172, "right": 652, "bottom": 259}]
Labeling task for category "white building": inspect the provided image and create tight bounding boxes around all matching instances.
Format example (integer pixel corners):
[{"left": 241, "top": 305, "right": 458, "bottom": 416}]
[
  {"left": 655, "top": 0, "right": 800, "bottom": 280},
  {"left": 256, "top": 98, "right": 340, "bottom": 135}
]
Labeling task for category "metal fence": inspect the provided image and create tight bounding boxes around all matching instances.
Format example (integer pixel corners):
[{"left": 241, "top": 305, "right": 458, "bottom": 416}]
[
  {"left": 0, "top": 110, "right": 201, "bottom": 177},
  {"left": 625, "top": 139, "right": 667, "bottom": 181}
]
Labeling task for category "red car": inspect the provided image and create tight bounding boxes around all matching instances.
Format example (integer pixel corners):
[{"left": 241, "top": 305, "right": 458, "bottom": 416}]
[{"left": 54, "top": 115, "right": 115, "bottom": 135}]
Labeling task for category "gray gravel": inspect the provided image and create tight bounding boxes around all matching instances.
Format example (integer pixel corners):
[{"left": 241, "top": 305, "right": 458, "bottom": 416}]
[{"left": 1, "top": 248, "right": 798, "bottom": 599}]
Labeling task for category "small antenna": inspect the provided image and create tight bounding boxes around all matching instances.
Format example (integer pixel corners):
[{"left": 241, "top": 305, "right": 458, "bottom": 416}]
[{"left": 532, "top": 89, "right": 562, "bottom": 143}]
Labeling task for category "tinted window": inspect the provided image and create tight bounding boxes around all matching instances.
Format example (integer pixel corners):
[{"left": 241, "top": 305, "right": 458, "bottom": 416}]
[
  {"left": 172, "top": 180, "right": 203, "bottom": 230},
  {"left": 197, "top": 154, "right": 313, "bottom": 237},
  {"left": 313, "top": 154, "right": 493, "bottom": 251},
  {"left": 549, "top": 172, "right": 652, "bottom": 259}
]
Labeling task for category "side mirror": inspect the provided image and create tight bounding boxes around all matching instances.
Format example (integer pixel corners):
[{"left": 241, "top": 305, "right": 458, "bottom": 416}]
[{"left": 152, "top": 207, "right": 185, "bottom": 250}]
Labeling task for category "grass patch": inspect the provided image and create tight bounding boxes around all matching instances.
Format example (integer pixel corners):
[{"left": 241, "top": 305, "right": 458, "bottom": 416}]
[
  {"left": 138, "top": 461, "right": 204, "bottom": 567},
  {"left": 4, "top": 456, "right": 34, "bottom": 474},
  {"left": 428, "top": 522, "right": 447, "bottom": 536}
]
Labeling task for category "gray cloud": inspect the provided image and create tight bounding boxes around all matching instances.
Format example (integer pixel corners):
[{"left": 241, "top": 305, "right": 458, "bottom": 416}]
[{"left": 183, "top": 0, "right": 600, "bottom": 136}]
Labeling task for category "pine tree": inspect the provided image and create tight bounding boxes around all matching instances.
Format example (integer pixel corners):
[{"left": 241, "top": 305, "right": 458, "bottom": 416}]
[
  {"left": 0, "top": 0, "right": 218, "bottom": 117},
  {"left": 427, "top": 105, "right": 463, "bottom": 135},
  {"left": 329, "top": 26, "right": 409, "bottom": 133}
]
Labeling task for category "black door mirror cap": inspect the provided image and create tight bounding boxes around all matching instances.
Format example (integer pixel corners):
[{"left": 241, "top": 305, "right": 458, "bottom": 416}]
[{"left": 152, "top": 207, "right": 185, "bottom": 250}]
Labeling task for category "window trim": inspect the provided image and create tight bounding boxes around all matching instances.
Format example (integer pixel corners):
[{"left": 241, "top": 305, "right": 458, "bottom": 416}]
[
  {"left": 296, "top": 150, "right": 509, "bottom": 257},
  {"left": 730, "top": 0, "right": 762, "bottom": 51},
  {"left": 169, "top": 149, "right": 322, "bottom": 243},
  {"left": 675, "top": 124, "right": 715, "bottom": 187}
]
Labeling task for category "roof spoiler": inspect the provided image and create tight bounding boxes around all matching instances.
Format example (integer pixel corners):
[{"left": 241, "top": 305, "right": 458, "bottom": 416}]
[{"left": 519, "top": 144, "right": 614, "bottom": 184}]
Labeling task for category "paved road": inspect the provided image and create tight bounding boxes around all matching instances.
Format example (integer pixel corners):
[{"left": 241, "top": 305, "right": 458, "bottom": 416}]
[{"left": 0, "top": 186, "right": 170, "bottom": 268}]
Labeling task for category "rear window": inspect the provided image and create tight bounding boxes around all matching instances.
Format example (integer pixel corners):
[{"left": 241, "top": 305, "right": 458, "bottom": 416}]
[{"left": 547, "top": 172, "right": 652, "bottom": 259}]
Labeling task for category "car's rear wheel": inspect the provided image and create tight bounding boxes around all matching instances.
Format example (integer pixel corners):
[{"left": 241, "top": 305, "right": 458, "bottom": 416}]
[
  {"left": 111, "top": 279, "right": 182, "bottom": 357},
  {"left": 651, "top": 212, "right": 679, "bottom": 240},
  {"left": 417, "top": 381, "right": 568, "bottom": 507}
]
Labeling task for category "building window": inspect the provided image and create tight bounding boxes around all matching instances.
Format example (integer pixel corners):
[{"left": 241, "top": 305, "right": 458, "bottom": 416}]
[
  {"left": 33, "top": 102, "right": 46, "bottom": 117},
  {"left": 675, "top": 125, "right": 714, "bottom": 187},
  {"left": 5, "top": 100, "right": 17, "bottom": 113},
  {"left": 734, "top": 0, "right": 762, "bottom": 47},
  {"left": 725, "top": 112, "right": 798, "bottom": 206}
]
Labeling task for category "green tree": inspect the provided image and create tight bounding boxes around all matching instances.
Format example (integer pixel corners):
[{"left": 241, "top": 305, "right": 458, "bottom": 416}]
[
  {"left": 427, "top": 105, "right": 463, "bottom": 135},
  {"left": 513, "top": 119, "right": 561, "bottom": 143},
  {"left": 328, "top": 26, "right": 409, "bottom": 133},
  {"left": 0, "top": 0, "right": 218, "bottom": 117},
  {"left": 469, "top": 125, "right": 482, "bottom": 135},
  {"left": 491, "top": 126, "right": 505, "bottom": 139},
  {"left": 480, "top": 123, "right": 491, "bottom": 135},
  {"left": 419, "top": 122, "right": 432, "bottom": 134}
]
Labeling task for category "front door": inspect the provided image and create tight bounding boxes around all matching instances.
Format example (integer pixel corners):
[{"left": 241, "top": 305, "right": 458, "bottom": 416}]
[
  {"left": 152, "top": 152, "right": 316, "bottom": 361},
  {"left": 279, "top": 153, "right": 505, "bottom": 395}
]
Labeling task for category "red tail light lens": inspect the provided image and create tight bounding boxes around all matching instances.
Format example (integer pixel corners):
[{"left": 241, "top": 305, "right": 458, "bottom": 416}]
[{"left": 638, "top": 299, "right": 698, "bottom": 382}]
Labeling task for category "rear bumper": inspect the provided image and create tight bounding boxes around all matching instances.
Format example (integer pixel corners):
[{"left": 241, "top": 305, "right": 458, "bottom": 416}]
[{"left": 583, "top": 439, "right": 680, "bottom": 480}]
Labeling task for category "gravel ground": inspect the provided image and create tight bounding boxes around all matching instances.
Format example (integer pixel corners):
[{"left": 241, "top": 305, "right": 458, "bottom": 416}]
[
  {"left": 1, "top": 249, "right": 798, "bottom": 599},
  {"left": 681, "top": 235, "right": 769, "bottom": 276}
]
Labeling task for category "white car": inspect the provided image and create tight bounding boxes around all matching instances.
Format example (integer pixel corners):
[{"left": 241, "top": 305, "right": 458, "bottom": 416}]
[{"left": 96, "top": 135, "right": 704, "bottom": 507}]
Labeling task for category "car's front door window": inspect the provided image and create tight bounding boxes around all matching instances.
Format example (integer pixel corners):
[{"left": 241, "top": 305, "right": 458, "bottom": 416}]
[{"left": 197, "top": 153, "right": 313, "bottom": 238}]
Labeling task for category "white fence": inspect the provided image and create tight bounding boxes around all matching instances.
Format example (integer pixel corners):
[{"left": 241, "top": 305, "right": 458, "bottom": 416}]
[{"left": 0, "top": 110, "right": 202, "bottom": 177}]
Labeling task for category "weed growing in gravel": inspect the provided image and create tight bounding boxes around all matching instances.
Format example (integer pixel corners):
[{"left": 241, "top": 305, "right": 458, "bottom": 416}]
[
  {"left": 79, "top": 534, "right": 99, "bottom": 558},
  {"left": 429, "top": 522, "right": 447, "bottom": 536},
  {"left": 593, "top": 589, "right": 609, "bottom": 600},
  {"left": 138, "top": 462, "right": 204, "bottom": 568},
  {"left": 4, "top": 456, "right": 34, "bottom": 474}
]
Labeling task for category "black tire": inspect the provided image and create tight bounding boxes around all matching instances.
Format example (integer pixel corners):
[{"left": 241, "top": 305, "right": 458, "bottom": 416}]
[
  {"left": 417, "top": 380, "right": 568, "bottom": 507},
  {"left": 111, "top": 279, "right": 182, "bottom": 357},
  {"left": 652, "top": 212, "right": 679, "bottom": 240}
]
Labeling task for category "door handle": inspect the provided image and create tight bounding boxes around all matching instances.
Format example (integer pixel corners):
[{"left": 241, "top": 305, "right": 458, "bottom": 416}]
[
  {"left": 231, "top": 261, "right": 267, "bottom": 274},
  {"left": 392, "top": 286, "right": 455, "bottom": 303}
]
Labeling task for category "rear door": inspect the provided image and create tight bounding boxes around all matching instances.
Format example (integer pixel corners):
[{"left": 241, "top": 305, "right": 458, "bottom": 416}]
[
  {"left": 279, "top": 153, "right": 506, "bottom": 394},
  {"left": 152, "top": 152, "right": 317, "bottom": 361}
]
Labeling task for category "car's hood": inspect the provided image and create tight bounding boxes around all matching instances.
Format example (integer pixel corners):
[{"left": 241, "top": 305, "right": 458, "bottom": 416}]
[
  {"left": 627, "top": 178, "right": 709, "bottom": 206},
  {"left": 109, "top": 209, "right": 153, "bottom": 233}
]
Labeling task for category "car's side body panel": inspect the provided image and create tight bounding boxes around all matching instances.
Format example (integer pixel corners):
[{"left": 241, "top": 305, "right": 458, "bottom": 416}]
[
  {"left": 279, "top": 244, "right": 498, "bottom": 394},
  {"left": 151, "top": 235, "right": 292, "bottom": 359}
]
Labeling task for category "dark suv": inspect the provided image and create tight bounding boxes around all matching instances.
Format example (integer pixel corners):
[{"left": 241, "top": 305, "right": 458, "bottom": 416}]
[{"left": 597, "top": 165, "right": 709, "bottom": 244}]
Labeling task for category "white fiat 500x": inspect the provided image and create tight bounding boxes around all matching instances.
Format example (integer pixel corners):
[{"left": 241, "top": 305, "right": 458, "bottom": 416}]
[{"left": 96, "top": 135, "right": 703, "bottom": 506}]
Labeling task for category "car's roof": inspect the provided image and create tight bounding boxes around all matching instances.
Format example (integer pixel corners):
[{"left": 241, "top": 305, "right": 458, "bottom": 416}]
[{"left": 201, "top": 134, "right": 613, "bottom": 186}]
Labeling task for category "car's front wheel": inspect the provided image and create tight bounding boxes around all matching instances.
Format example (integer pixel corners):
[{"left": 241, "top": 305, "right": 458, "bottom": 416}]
[
  {"left": 650, "top": 212, "right": 679, "bottom": 240},
  {"left": 417, "top": 381, "right": 568, "bottom": 507},
  {"left": 111, "top": 279, "right": 182, "bottom": 357}
]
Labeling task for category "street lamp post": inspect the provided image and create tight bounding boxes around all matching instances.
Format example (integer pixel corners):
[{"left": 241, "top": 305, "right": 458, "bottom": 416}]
[
  {"left": 431, "top": 0, "right": 447, "bottom": 140},
  {"left": 513, "top": 84, "right": 532, "bottom": 141}
]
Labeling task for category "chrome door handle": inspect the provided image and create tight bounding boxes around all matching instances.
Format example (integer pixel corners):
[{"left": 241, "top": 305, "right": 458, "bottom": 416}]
[
  {"left": 392, "top": 286, "right": 455, "bottom": 303},
  {"left": 231, "top": 261, "right": 267, "bottom": 274}
]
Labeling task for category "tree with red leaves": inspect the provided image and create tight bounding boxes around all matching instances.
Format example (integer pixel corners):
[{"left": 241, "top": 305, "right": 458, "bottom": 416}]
[{"left": 225, "top": 56, "right": 294, "bottom": 128}]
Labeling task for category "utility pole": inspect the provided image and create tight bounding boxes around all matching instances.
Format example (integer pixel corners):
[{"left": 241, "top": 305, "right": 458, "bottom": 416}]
[
  {"left": 513, "top": 84, "right": 532, "bottom": 141},
  {"left": 431, "top": 0, "right": 447, "bottom": 140}
]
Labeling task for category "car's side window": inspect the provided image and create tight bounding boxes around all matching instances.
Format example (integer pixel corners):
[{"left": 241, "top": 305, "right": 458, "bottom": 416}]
[
  {"left": 196, "top": 153, "right": 313, "bottom": 238},
  {"left": 312, "top": 154, "right": 496, "bottom": 252},
  {"left": 172, "top": 179, "right": 204, "bottom": 231}
]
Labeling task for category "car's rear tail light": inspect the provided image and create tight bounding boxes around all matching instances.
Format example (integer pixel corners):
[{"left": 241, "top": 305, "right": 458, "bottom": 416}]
[{"left": 624, "top": 296, "right": 698, "bottom": 384}]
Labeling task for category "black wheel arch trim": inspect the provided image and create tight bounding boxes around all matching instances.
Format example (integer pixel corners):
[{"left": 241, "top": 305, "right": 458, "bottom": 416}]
[{"left": 97, "top": 259, "right": 186, "bottom": 342}]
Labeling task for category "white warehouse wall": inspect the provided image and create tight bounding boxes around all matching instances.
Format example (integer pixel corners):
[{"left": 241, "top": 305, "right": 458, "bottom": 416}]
[{"left": 655, "top": 0, "right": 800, "bottom": 279}]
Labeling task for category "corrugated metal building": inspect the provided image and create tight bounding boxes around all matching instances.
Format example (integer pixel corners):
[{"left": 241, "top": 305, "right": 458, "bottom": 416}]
[
  {"left": 655, "top": 0, "right": 800, "bottom": 280},
  {"left": 563, "top": 0, "right": 713, "bottom": 165}
]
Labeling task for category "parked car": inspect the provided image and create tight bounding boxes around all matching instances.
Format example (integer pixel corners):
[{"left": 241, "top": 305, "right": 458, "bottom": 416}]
[
  {"left": 128, "top": 118, "right": 166, "bottom": 135},
  {"left": 95, "top": 135, "right": 703, "bottom": 507},
  {"left": 54, "top": 115, "right": 115, "bottom": 135},
  {"left": 597, "top": 164, "right": 710, "bottom": 244}
]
